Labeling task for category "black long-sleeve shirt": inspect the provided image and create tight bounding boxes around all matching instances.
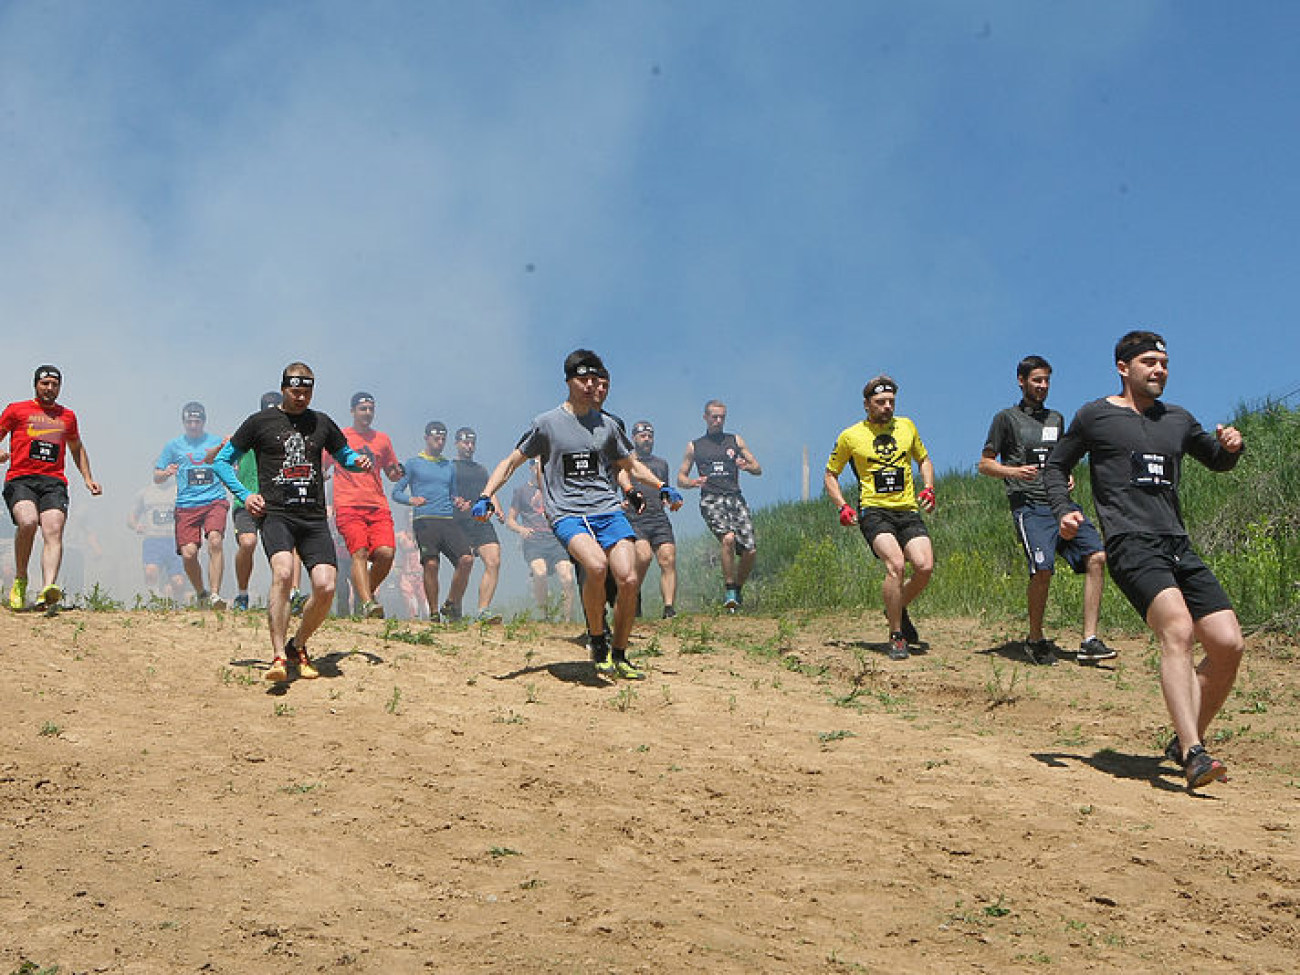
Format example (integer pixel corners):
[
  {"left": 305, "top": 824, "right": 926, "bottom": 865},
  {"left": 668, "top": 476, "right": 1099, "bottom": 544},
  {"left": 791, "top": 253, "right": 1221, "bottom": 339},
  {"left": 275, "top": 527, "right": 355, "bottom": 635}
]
[{"left": 1043, "top": 397, "right": 1240, "bottom": 540}]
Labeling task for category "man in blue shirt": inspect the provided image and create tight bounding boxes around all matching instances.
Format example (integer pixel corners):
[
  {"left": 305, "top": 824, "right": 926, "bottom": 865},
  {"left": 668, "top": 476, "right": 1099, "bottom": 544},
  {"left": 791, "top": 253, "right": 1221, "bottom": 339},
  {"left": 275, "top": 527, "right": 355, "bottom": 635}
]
[{"left": 155, "top": 402, "right": 229, "bottom": 609}]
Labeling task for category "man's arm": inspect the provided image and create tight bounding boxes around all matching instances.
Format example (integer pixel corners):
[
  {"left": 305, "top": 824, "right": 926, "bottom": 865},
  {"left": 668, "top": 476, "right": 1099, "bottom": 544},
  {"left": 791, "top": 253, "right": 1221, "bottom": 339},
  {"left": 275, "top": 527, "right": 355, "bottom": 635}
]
[
  {"left": 1186, "top": 418, "right": 1244, "bottom": 472},
  {"left": 677, "top": 442, "right": 704, "bottom": 489},
  {"left": 67, "top": 437, "right": 102, "bottom": 496},
  {"left": 977, "top": 448, "right": 1040, "bottom": 482},
  {"left": 735, "top": 434, "right": 762, "bottom": 476}
]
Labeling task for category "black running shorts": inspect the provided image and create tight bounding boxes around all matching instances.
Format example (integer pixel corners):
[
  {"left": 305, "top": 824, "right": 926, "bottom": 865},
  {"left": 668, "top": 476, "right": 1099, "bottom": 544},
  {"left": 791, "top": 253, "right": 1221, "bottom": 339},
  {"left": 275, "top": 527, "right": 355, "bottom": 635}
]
[{"left": 1105, "top": 532, "right": 1232, "bottom": 622}]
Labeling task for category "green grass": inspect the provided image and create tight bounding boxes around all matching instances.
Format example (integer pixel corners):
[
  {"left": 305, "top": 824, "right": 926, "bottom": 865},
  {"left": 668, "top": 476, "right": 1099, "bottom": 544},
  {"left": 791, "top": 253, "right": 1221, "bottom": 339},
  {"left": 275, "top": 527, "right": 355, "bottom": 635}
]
[{"left": 676, "top": 400, "right": 1300, "bottom": 631}]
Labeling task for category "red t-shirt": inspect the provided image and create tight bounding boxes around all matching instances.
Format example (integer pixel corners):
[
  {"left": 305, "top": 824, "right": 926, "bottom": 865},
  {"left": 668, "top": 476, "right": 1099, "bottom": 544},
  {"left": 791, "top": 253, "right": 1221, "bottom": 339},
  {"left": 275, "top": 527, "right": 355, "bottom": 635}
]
[
  {"left": 326, "top": 426, "right": 398, "bottom": 509},
  {"left": 0, "top": 399, "right": 80, "bottom": 483}
]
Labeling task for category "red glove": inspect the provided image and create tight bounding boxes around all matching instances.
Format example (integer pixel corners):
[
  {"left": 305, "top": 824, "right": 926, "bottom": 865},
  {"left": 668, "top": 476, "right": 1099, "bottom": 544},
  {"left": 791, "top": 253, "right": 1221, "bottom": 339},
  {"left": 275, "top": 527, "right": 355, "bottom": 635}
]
[
  {"left": 838, "top": 503, "right": 857, "bottom": 527},
  {"left": 918, "top": 486, "right": 936, "bottom": 513}
]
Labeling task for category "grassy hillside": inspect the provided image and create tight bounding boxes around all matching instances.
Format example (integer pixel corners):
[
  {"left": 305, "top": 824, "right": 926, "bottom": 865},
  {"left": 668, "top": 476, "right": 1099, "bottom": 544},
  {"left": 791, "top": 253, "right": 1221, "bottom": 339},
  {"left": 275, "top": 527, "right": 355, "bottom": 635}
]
[{"left": 674, "top": 401, "right": 1300, "bottom": 635}]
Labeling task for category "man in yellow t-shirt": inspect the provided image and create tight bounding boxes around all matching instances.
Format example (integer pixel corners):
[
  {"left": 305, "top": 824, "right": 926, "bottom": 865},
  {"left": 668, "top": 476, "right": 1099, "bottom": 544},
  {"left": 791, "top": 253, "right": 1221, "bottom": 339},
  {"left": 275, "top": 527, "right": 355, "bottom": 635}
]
[{"left": 824, "top": 375, "right": 936, "bottom": 661}]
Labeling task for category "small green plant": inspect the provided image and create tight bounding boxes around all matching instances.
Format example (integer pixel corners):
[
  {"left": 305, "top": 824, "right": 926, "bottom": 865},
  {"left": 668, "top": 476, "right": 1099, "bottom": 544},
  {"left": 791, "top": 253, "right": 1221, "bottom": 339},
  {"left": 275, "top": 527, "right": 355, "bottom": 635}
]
[
  {"left": 273, "top": 702, "right": 295, "bottom": 717},
  {"left": 524, "top": 682, "right": 539, "bottom": 704},
  {"left": 641, "top": 634, "right": 663, "bottom": 657},
  {"left": 519, "top": 877, "right": 545, "bottom": 890},
  {"left": 983, "top": 896, "right": 1011, "bottom": 918},
  {"left": 488, "top": 846, "right": 522, "bottom": 859},
  {"left": 493, "top": 708, "right": 526, "bottom": 725},
  {"left": 612, "top": 686, "right": 637, "bottom": 712},
  {"left": 11, "top": 962, "right": 62, "bottom": 975},
  {"left": 680, "top": 622, "right": 716, "bottom": 655},
  {"left": 81, "top": 582, "right": 123, "bottom": 612},
  {"left": 817, "top": 729, "right": 856, "bottom": 744},
  {"left": 984, "top": 662, "right": 1025, "bottom": 707},
  {"left": 280, "top": 781, "right": 322, "bottom": 794},
  {"left": 385, "top": 686, "right": 402, "bottom": 715},
  {"left": 38, "top": 721, "right": 61, "bottom": 738}
]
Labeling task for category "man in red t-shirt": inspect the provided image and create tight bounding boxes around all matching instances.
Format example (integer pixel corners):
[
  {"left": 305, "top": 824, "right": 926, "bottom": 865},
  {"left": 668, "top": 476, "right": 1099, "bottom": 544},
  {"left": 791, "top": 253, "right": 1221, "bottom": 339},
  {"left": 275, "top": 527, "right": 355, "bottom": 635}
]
[
  {"left": 325, "top": 392, "right": 404, "bottom": 618},
  {"left": 0, "top": 365, "right": 102, "bottom": 611}
]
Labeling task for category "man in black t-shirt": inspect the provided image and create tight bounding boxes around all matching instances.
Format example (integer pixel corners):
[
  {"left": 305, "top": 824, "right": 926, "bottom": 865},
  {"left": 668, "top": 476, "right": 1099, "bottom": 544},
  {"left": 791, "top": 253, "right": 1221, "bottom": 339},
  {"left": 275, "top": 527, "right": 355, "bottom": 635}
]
[
  {"left": 980, "top": 355, "right": 1113, "bottom": 666},
  {"left": 452, "top": 427, "right": 504, "bottom": 621},
  {"left": 1043, "top": 331, "right": 1244, "bottom": 789},
  {"left": 628, "top": 421, "right": 679, "bottom": 618},
  {"left": 215, "top": 362, "right": 372, "bottom": 683}
]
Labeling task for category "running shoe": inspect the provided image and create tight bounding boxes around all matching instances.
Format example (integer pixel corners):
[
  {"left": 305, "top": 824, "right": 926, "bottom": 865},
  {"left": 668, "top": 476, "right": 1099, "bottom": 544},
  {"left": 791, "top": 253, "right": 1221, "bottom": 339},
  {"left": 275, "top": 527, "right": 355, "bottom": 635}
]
[
  {"left": 1076, "top": 636, "right": 1118, "bottom": 665},
  {"left": 662, "top": 604, "right": 676, "bottom": 619},
  {"left": 887, "top": 632, "right": 910, "bottom": 661},
  {"left": 209, "top": 594, "right": 228, "bottom": 611},
  {"left": 440, "top": 600, "right": 462, "bottom": 622},
  {"left": 289, "top": 590, "right": 307, "bottom": 616},
  {"left": 285, "top": 637, "right": 319, "bottom": 680},
  {"left": 362, "top": 599, "right": 385, "bottom": 620},
  {"left": 1024, "top": 638, "right": 1058, "bottom": 666},
  {"left": 232, "top": 594, "right": 250, "bottom": 611},
  {"left": 590, "top": 631, "right": 614, "bottom": 677},
  {"left": 1163, "top": 735, "right": 1182, "bottom": 764},
  {"left": 265, "top": 657, "right": 289, "bottom": 683},
  {"left": 723, "top": 588, "right": 740, "bottom": 612},
  {"left": 1182, "top": 744, "right": 1228, "bottom": 789},
  {"left": 9, "top": 578, "right": 26, "bottom": 611},
  {"left": 38, "top": 584, "right": 62, "bottom": 610},
  {"left": 613, "top": 655, "right": 646, "bottom": 680},
  {"left": 900, "top": 608, "right": 920, "bottom": 646},
  {"left": 475, "top": 609, "right": 503, "bottom": 624}
]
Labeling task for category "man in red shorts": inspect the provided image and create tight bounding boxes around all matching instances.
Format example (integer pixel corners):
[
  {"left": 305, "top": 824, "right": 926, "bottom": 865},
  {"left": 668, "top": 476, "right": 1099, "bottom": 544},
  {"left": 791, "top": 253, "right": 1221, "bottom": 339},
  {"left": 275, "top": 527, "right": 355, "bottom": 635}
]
[
  {"left": 327, "top": 391, "right": 404, "bottom": 618},
  {"left": 0, "top": 365, "right": 102, "bottom": 612}
]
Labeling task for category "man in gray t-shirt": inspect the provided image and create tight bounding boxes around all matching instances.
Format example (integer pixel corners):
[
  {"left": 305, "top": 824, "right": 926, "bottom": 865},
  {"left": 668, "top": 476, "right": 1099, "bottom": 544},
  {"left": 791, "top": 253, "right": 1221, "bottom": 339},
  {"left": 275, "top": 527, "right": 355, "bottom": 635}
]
[{"left": 474, "top": 349, "right": 682, "bottom": 681}]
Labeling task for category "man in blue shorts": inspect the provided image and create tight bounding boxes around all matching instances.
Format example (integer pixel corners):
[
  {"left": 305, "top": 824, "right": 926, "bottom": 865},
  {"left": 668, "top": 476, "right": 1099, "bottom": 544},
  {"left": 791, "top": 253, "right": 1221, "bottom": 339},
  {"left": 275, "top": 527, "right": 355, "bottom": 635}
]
[
  {"left": 980, "top": 356, "right": 1115, "bottom": 667},
  {"left": 155, "top": 401, "right": 229, "bottom": 609},
  {"left": 474, "top": 349, "right": 682, "bottom": 679},
  {"left": 214, "top": 363, "right": 372, "bottom": 682},
  {"left": 1043, "top": 331, "right": 1244, "bottom": 789}
]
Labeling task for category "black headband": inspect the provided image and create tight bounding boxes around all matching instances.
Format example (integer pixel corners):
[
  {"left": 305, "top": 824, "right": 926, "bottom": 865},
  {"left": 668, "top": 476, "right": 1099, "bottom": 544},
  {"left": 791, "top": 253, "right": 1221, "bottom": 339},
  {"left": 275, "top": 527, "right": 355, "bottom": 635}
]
[
  {"left": 632, "top": 422, "right": 654, "bottom": 435},
  {"left": 868, "top": 381, "right": 897, "bottom": 396},
  {"left": 1117, "top": 337, "right": 1167, "bottom": 362},
  {"left": 282, "top": 374, "right": 315, "bottom": 389},
  {"left": 34, "top": 366, "right": 61, "bottom": 384},
  {"left": 567, "top": 362, "right": 608, "bottom": 381}
]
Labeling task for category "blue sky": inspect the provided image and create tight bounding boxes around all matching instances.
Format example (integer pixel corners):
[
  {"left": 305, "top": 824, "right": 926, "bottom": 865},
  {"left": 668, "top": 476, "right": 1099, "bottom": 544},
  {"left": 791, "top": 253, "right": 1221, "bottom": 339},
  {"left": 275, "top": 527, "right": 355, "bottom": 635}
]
[{"left": 2, "top": 2, "right": 1297, "bottom": 591}]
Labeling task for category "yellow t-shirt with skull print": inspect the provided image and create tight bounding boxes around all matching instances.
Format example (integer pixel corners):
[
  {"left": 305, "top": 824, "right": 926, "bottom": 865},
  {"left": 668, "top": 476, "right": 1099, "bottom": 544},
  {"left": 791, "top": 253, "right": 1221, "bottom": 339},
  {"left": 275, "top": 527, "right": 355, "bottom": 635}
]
[{"left": 826, "top": 417, "right": 929, "bottom": 512}]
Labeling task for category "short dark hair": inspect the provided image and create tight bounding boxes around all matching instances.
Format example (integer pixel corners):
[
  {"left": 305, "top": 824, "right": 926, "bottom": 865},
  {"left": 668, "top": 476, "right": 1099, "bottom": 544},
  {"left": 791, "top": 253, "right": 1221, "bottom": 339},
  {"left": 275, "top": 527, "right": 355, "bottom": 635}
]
[
  {"left": 1016, "top": 355, "right": 1052, "bottom": 380},
  {"left": 563, "top": 349, "right": 608, "bottom": 381},
  {"left": 862, "top": 375, "right": 897, "bottom": 400},
  {"left": 1115, "top": 330, "right": 1166, "bottom": 363}
]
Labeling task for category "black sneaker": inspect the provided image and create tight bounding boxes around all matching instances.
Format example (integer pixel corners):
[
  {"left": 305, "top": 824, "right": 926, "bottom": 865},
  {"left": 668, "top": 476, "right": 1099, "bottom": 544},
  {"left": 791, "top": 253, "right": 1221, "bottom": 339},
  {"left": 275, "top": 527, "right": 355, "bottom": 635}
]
[
  {"left": 887, "top": 631, "right": 910, "bottom": 661},
  {"left": 1182, "top": 744, "right": 1228, "bottom": 789},
  {"left": 662, "top": 605, "right": 676, "bottom": 619},
  {"left": 440, "top": 600, "right": 463, "bottom": 622},
  {"left": 1163, "top": 735, "right": 1182, "bottom": 764},
  {"left": 1077, "top": 636, "right": 1118, "bottom": 665},
  {"left": 900, "top": 608, "right": 920, "bottom": 646},
  {"left": 1024, "top": 638, "right": 1058, "bottom": 666}
]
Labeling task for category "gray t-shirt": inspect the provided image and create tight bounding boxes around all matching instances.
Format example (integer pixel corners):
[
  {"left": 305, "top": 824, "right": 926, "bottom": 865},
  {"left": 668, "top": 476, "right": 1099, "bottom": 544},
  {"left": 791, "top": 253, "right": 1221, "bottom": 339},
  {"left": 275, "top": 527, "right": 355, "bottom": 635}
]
[
  {"left": 982, "top": 401, "right": 1065, "bottom": 509},
  {"left": 515, "top": 405, "right": 632, "bottom": 521}
]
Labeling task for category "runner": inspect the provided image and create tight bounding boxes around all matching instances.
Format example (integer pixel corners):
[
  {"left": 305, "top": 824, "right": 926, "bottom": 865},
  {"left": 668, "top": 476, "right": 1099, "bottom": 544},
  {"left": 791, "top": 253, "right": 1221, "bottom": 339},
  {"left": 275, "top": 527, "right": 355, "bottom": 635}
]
[
  {"left": 391, "top": 421, "right": 474, "bottom": 622},
  {"left": 506, "top": 459, "right": 576, "bottom": 620},
  {"left": 474, "top": 349, "right": 681, "bottom": 679},
  {"left": 824, "top": 375, "right": 935, "bottom": 661},
  {"left": 213, "top": 363, "right": 373, "bottom": 682},
  {"left": 1043, "top": 330, "right": 1244, "bottom": 789},
  {"left": 979, "top": 356, "right": 1116, "bottom": 666},
  {"left": 628, "top": 420, "right": 680, "bottom": 618},
  {"left": 128, "top": 478, "right": 186, "bottom": 601},
  {"left": 327, "top": 392, "right": 404, "bottom": 619},
  {"left": 0, "top": 365, "right": 102, "bottom": 612},
  {"left": 154, "top": 402, "right": 229, "bottom": 609},
  {"left": 451, "top": 426, "right": 505, "bottom": 621},
  {"left": 677, "top": 399, "right": 762, "bottom": 611}
]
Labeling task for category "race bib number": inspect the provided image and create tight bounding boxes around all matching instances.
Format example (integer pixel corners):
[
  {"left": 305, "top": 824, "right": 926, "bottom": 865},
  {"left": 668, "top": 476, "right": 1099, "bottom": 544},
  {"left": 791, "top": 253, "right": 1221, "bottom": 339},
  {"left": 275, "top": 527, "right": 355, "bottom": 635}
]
[
  {"left": 1030, "top": 447, "right": 1051, "bottom": 468},
  {"left": 872, "top": 466, "right": 905, "bottom": 494},
  {"left": 187, "top": 467, "right": 214, "bottom": 486},
  {"left": 562, "top": 450, "right": 600, "bottom": 479},
  {"left": 151, "top": 509, "right": 173, "bottom": 526},
  {"left": 706, "top": 460, "right": 730, "bottom": 477},
  {"left": 1130, "top": 451, "right": 1173, "bottom": 488},
  {"left": 29, "top": 440, "right": 58, "bottom": 464},
  {"left": 1041, "top": 426, "right": 1059, "bottom": 443}
]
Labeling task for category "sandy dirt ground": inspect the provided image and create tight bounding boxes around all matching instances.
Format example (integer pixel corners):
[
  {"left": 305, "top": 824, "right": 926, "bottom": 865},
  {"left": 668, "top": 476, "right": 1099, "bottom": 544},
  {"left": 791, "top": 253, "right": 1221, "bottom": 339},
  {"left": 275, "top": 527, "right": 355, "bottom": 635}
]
[{"left": 2, "top": 605, "right": 1299, "bottom": 974}]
